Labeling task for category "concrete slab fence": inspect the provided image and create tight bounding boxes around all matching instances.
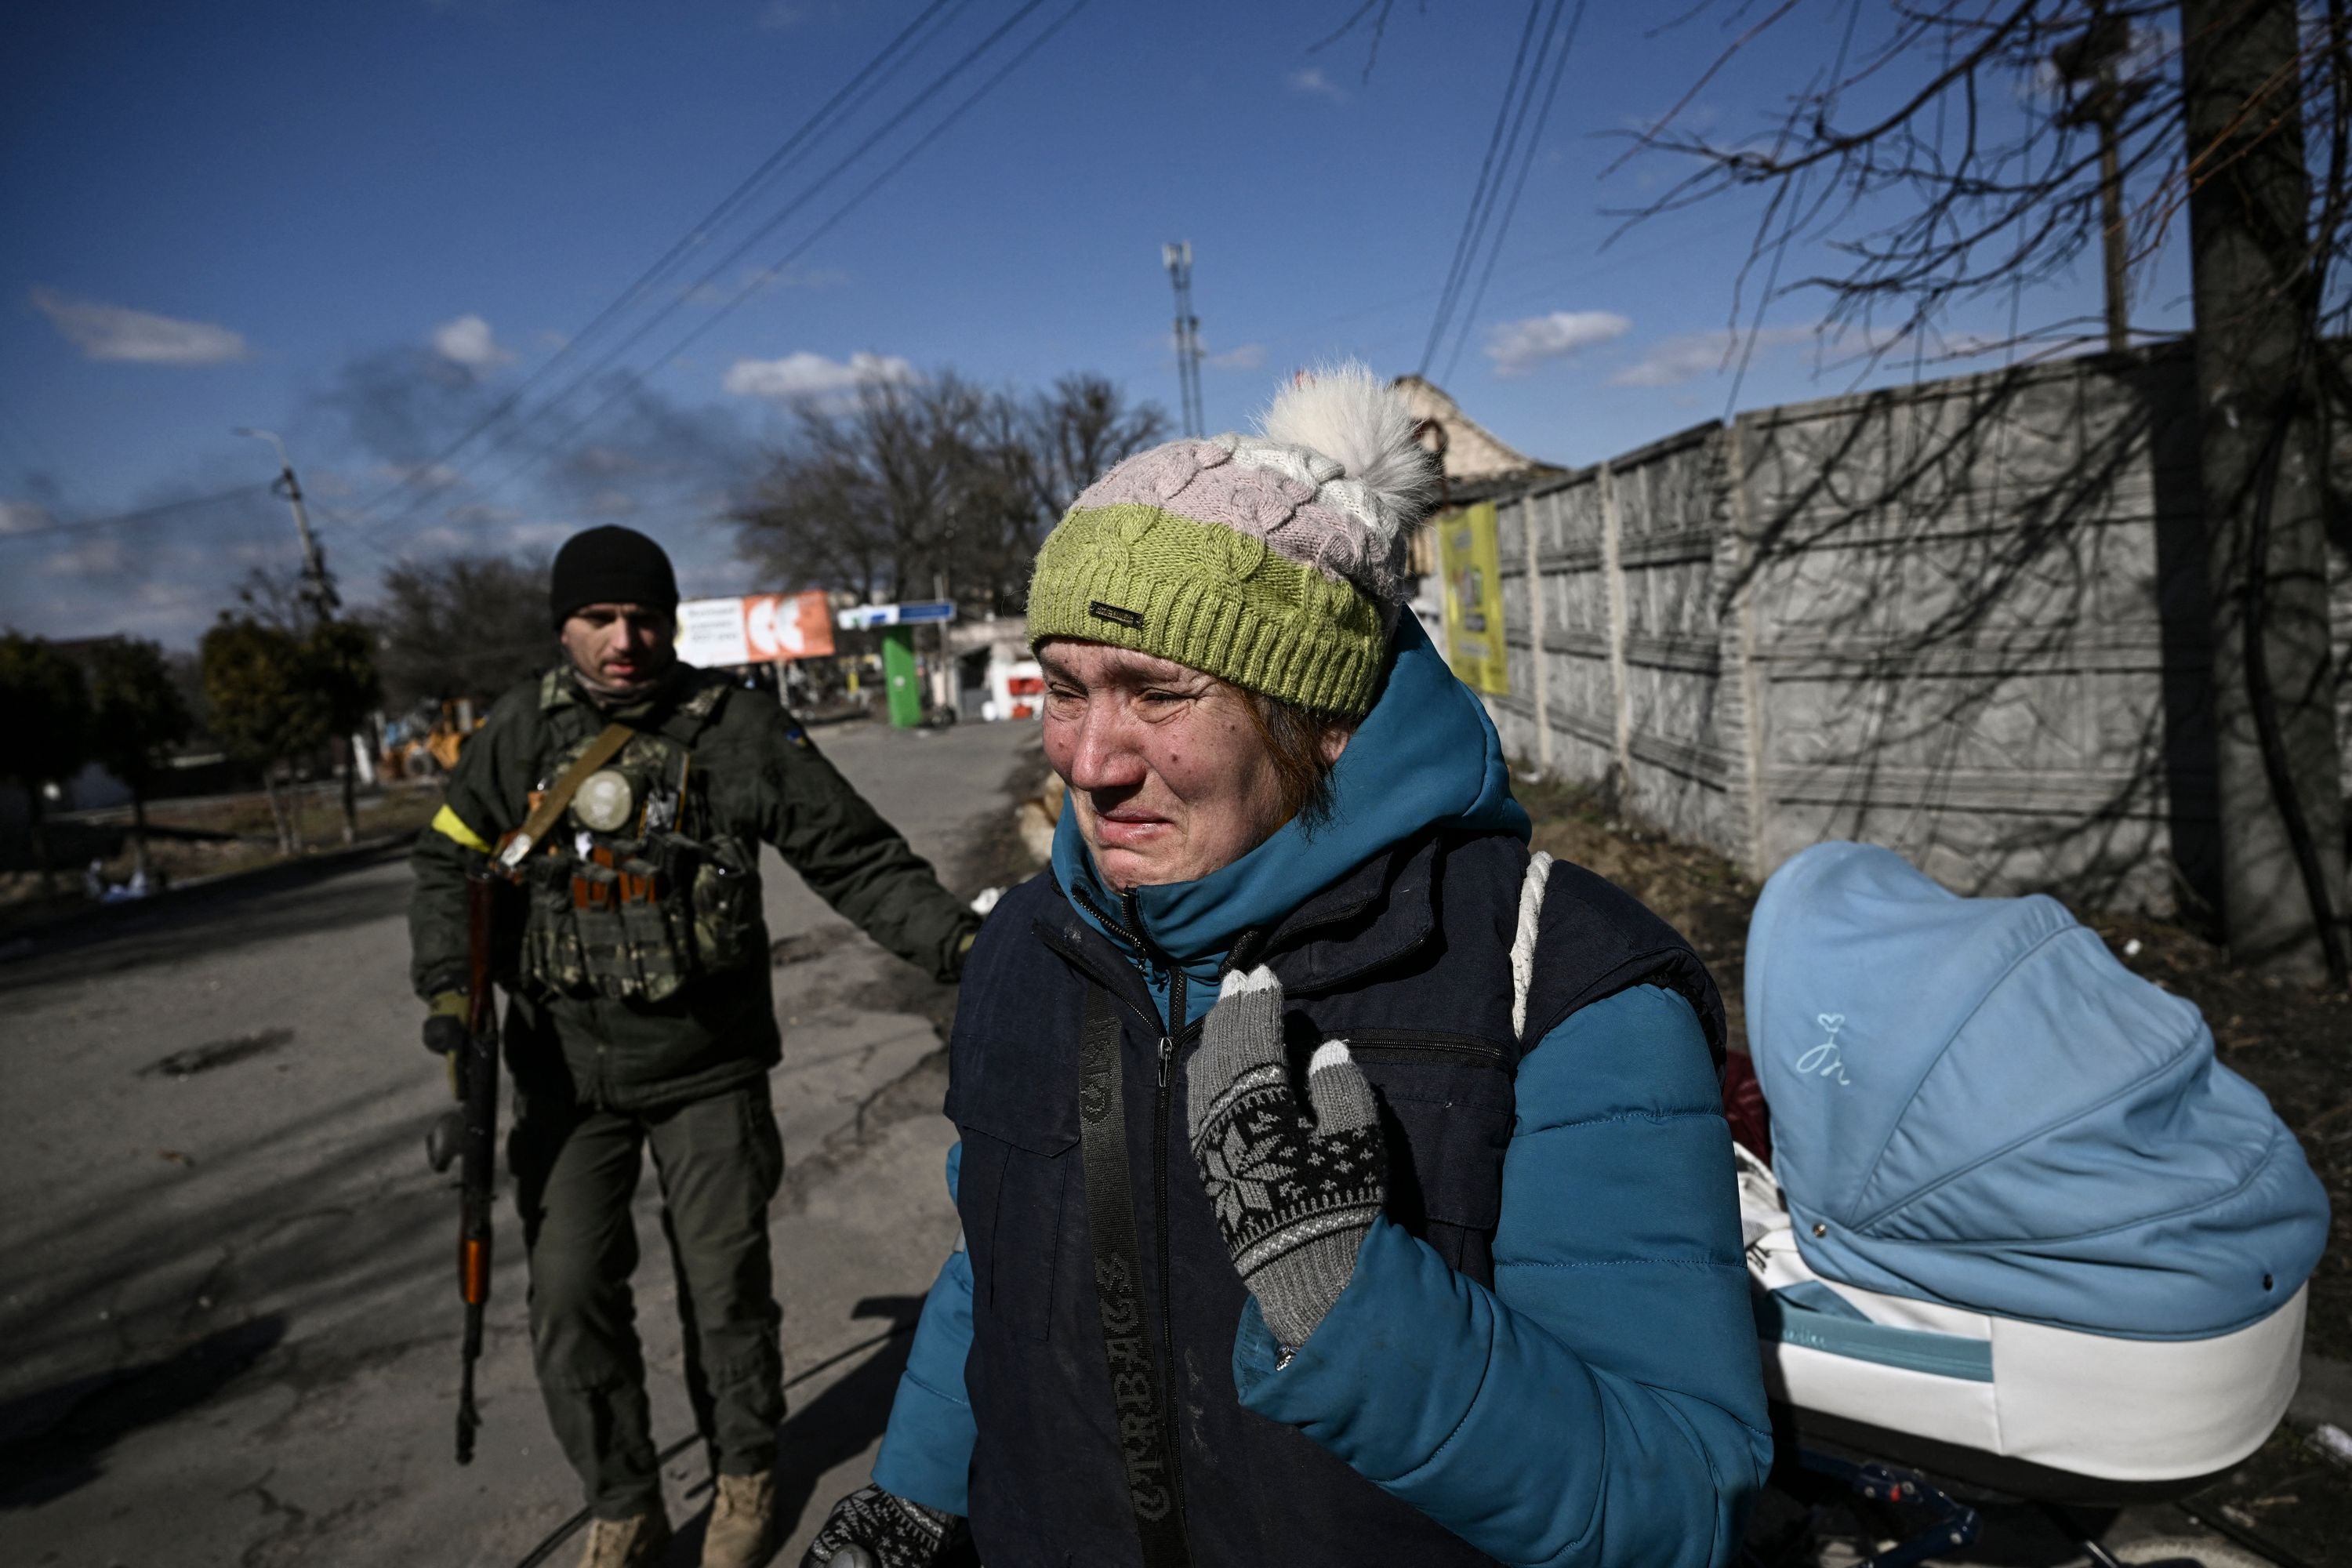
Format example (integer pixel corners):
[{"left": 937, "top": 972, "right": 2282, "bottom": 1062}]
[{"left": 1479, "top": 344, "right": 2352, "bottom": 916}]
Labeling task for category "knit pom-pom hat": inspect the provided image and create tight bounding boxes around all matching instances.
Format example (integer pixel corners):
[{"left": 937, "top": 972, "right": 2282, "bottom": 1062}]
[{"left": 1025, "top": 362, "right": 1439, "bottom": 718}]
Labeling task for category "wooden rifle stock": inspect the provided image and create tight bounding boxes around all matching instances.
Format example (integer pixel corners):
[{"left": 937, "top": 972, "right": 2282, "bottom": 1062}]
[{"left": 454, "top": 867, "right": 504, "bottom": 1465}]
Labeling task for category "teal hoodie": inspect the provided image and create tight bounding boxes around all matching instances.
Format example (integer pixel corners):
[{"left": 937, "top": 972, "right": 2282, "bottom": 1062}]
[{"left": 874, "top": 615, "right": 1769, "bottom": 1567}]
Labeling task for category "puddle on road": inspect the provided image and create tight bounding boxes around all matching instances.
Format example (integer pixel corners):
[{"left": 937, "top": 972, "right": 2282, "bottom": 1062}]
[{"left": 140, "top": 1027, "right": 295, "bottom": 1079}]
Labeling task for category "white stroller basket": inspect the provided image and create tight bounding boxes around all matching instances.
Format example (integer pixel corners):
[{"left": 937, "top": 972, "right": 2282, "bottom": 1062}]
[
  {"left": 1737, "top": 1142, "right": 2307, "bottom": 1489},
  {"left": 1736, "top": 843, "right": 2327, "bottom": 1563}
]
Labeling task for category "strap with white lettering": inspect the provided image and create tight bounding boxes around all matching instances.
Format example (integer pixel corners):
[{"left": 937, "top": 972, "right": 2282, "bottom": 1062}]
[{"left": 1077, "top": 985, "right": 1192, "bottom": 1567}]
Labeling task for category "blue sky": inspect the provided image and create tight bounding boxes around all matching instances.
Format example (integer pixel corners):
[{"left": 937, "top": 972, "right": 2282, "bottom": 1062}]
[{"left": 0, "top": 1, "right": 2161, "bottom": 646}]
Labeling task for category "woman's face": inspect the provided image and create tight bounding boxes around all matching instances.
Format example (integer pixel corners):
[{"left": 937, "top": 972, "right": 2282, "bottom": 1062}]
[{"left": 1039, "top": 640, "right": 1343, "bottom": 892}]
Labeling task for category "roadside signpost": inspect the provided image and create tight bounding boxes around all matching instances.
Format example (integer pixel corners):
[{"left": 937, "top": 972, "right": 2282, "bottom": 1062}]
[
  {"left": 837, "top": 601, "right": 956, "bottom": 728},
  {"left": 835, "top": 600, "right": 955, "bottom": 631}
]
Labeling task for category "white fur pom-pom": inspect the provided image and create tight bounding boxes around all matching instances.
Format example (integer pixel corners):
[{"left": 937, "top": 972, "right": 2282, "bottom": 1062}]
[{"left": 1259, "top": 361, "right": 1439, "bottom": 543}]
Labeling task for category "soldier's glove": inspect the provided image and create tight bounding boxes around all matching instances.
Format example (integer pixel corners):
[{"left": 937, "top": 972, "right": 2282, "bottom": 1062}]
[
  {"left": 421, "top": 990, "right": 469, "bottom": 1056},
  {"left": 798, "top": 1483, "right": 965, "bottom": 1568},
  {"left": 1186, "top": 965, "right": 1387, "bottom": 1352}
]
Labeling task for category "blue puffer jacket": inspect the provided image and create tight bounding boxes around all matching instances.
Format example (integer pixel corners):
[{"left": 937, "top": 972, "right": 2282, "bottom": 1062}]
[{"left": 874, "top": 621, "right": 1770, "bottom": 1566}]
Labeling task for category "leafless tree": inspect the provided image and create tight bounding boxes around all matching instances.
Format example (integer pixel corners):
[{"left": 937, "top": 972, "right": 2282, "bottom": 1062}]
[
  {"left": 1018, "top": 372, "right": 1172, "bottom": 521},
  {"left": 1334, "top": 0, "right": 2350, "bottom": 981},
  {"left": 734, "top": 371, "right": 1167, "bottom": 615},
  {"left": 1614, "top": 0, "right": 2348, "bottom": 982},
  {"left": 367, "top": 552, "right": 554, "bottom": 710}
]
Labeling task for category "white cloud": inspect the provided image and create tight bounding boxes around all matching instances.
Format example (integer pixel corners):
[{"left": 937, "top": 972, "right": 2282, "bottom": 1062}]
[
  {"left": 1606, "top": 325, "right": 1815, "bottom": 388},
  {"left": 0, "top": 499, "right": 56, "bottom": 535},
  {"left": 572, "top": 445, "right": 639, "bottom": 477},
  {"left": 758, "top": 1, "right": 808, "bottom": 28},
  {"left": 432, "top": 313, "right": 514, "bottom": 368},
  {"left": 44, "top": 535, "right": 126, "bottom": 577},
  {"left": 744, "top": 263, "right": 847, "bottom": 292},
  {"left": 375, "top": 460, "right": 465, "bottom": 491},
  {"left": 408, "top": 525, "right": 470, "bottom": 555},
  {"left": 684, "top": 264, "right": 850, "bottom": 306},
  {"left": 1208, "top": 342, "right": 1267, "bottom": 371},
  {"left": 1483, "top": 310, "right": 1632, "bottom": 377},
  {"left": 722, "top": 350, "right": 916, "bottom": 401},
  {"left": 1287, "top": 67, "right": 1345, "bottom": 102},
  {"left": 507, "top": 521, "right": 576, "bottom": 550},
  {"left": 30, "top": 287, "right": 249, "bottom": 365}
]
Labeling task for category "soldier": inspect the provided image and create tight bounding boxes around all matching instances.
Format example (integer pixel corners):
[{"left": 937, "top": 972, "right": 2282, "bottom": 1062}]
[{"left": 410, "top": 525, "right": 980, "bottom": 1568}]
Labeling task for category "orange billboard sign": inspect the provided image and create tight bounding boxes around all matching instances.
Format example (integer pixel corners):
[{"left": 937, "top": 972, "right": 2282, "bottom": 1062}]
[{"left": 676, "top": 590, "right": 837, "bottom": 666}]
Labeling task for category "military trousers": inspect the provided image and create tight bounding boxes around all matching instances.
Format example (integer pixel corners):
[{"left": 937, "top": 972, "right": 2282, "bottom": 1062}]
[{"left": 510, "top": 1077, "right": 786, "bottom": 1520}]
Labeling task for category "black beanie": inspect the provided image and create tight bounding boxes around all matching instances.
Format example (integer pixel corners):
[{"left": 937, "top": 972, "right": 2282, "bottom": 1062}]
[{"left": 550, "top": 526, "right": 680, "bottom": 627}]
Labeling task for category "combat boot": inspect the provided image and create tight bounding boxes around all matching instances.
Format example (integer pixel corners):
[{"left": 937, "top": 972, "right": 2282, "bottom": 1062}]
[
  {"left": 701, "top": 1468, "right": 775, "bottom": 1568},
  {"left": 580, "top": 1509, "right": 671, "bottom": 1568}
]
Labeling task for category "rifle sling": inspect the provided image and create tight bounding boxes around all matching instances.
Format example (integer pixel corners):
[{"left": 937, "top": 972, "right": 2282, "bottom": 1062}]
[
  {"left": 1077, "top": 984, "right": 1193, "bottom": 1568},
  {"left": 496, "top": 721, "right": 634, "bottom": 868}
]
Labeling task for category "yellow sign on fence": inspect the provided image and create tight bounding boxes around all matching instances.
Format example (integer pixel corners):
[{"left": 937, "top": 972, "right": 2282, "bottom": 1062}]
[{"left": 1437, "top": 502, "right": 1510, "bottom": 695}]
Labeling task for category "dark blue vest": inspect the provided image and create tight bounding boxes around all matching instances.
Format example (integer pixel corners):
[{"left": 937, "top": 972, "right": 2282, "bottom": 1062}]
[{"left": 946, "top": 828, "right": 1722, "bottom": 1568}]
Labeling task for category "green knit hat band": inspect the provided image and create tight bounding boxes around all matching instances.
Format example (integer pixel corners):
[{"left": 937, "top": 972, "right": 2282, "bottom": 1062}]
[{"left": 1026, "top": 504, "right": 1385, "bottom": 717}]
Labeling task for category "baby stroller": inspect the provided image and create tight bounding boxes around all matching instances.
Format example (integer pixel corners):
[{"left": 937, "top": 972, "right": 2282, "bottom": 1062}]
[{"left": 1731, "top": 842, "right": 2330, "bottom": 1568}]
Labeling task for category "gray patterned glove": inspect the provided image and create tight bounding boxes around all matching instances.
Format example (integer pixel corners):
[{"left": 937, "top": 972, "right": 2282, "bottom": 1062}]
[
  {"left": 798, "top": 1483, "right": 964, "bottom": 1568},
  {"left": 1186, "top": 964, "right": 1386, "bottom": 1349}
]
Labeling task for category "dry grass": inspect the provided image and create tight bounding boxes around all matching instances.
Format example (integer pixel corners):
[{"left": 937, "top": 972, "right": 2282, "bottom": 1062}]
[{"left": 0, "top": 786, "right": 445, "bottom": 935}]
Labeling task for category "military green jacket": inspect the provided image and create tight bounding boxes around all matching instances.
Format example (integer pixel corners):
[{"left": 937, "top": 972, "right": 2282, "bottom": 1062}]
[{"left": 409, "top": 662, "right": 978, "bottom": 1110}]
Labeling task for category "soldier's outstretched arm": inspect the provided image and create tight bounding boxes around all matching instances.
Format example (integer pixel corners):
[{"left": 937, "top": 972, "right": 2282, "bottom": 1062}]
[{"left": 757, "top": 713, "right": 979, "bottom": 983}]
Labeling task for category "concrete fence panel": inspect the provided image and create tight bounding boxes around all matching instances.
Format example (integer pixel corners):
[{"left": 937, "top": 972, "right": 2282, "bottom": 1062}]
[{"left": 1472, "top": 344, "right": 2286, "bottom": 917}]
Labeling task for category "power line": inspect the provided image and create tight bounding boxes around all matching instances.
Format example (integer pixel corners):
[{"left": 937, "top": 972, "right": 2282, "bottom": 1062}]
[
  {"left": 354, "top": 0, "right": 1065, "bottom": 550},
  {"left": 1417, "top": 0, "right": 1549, "bottom": 378},
  {"left": 1438, "top": 0, "right": 1586, "bottom": 386},
  {"left": 435, "top": 0, "right": 1089, "bottom": 528},
  {"left": 0, "top": 482, "right": 272, "bottom": 546},
  {"left": 1102, "top": 208, "right": 1722, "bottom": 395},
  {"left": 334, "top": 0, "right": 974, "bottom": 535}
]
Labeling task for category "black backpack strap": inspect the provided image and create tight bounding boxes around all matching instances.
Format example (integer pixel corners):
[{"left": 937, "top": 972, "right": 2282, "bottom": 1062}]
[{"left": 1077, "top": 984, "right": 1194, "bottom": 1567}]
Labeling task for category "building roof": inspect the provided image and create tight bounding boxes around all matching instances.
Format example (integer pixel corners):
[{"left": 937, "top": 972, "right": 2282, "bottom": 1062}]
[{"left": 1392, "top": 375, "right": 1564, "bottom": 500}]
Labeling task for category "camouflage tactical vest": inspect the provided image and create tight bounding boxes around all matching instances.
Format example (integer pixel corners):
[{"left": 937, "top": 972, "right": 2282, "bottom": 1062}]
[{"left": 513, "top": 678, "right": 761, "bottom": 1004}]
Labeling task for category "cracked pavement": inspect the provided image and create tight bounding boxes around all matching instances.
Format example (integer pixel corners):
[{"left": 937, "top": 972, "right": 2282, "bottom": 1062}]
[{"left": 0, "top": 716, "right": 1042, "bottom": 1568}]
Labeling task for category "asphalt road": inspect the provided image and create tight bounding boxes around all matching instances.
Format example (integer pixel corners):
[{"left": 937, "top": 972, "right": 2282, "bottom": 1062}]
[
  {"left": 4, "top": 707, "right": 2317, "bottom": 1568},
  {"left": 0, "top": 714, "right": 1044, "bottom": 1568}
]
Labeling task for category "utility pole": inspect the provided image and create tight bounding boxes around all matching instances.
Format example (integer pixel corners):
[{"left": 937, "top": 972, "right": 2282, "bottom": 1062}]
[
  {"left": 1163, "top": 241, "right": 1204, "bottom": 437},
  {"left": 237, "top": 426, "right": 362, "bottom": 844},
  {"left": 2053, "top": 9, "right": 2145, "bottom": 354},
  {"left": 2179, "top": 0, "right": 2348, "bottom": 983},
  {"left": 234, "top": 426, "right": 338, "bottom": 621}
]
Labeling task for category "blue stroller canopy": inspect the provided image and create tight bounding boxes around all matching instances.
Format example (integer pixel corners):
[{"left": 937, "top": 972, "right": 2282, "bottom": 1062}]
[{"left": 1746, "top": 841, "right": 2328, "bottom": 1340}]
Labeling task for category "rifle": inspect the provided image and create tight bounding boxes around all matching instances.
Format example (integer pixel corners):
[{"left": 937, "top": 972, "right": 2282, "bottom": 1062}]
[
  {"left": 427, "top": 723, "right": 630, "bottom": 1465},
  {"left": 426, "top": 869, "right": 505, "bottom": 1465},
  {"left": 455, "top": 868, "right": 503, "bottom": 1464}
]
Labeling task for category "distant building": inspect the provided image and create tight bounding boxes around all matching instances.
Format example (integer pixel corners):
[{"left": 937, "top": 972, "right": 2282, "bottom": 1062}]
[
  {"left": 1392, "top": 375, "right": 1564, "bottom": 653},
  {"left": 1393, "top": 374, "right": 1565, "bottom": 502}
]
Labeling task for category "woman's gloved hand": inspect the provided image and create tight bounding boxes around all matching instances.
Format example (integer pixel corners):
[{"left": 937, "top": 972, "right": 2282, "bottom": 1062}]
[
  {"left": 798, "top": 1483, "right": 964, "bottom": 1568},
  {"left": 1185, "top": 964, "right": 1387, "bottom": 1351}
]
